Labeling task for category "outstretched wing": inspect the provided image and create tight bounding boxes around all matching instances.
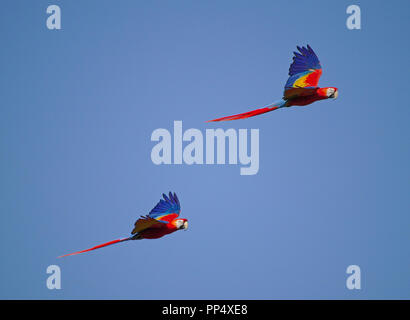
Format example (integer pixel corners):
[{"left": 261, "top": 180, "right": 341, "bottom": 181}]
[
  {"left": 131, "top": 192, "right": 181, "bottom": 235},
  {"left": 148, "top": 192, "right": 181, "bottom": 221},
  {"left": 284, "top": 45, "right": 322, "bottom": 99}
]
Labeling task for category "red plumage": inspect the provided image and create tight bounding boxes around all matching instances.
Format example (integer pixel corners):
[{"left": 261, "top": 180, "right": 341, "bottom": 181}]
[
  {"left": 207, "top": 45, "right": 338, "bottom": 122},
  {"left": 58, "top": 192, "right": 188, "bottom": 257}
]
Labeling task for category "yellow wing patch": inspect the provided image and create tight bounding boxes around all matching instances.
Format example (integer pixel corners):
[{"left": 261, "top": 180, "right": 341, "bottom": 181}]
[{"left": 292, "top": 73, "right": 311, "bottom": 88}]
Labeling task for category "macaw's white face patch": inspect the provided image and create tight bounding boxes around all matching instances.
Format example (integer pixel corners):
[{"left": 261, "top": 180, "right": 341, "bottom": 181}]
[
  {"left": 326, "top": 88, "right": 338, "bottom": 99},
  {"left": 150, "top": 121, "right": 259, "bottom": 175},
  {"left": 175, "top": 219, "right": 184, "bottom": 229}
]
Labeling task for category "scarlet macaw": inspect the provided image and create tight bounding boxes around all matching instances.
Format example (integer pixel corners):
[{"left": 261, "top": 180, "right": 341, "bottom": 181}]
[
  {"left": 207, "top": 45, "right": 338, "bottom": 122},
  {"left": 58, "top": 192, "right": 187, "bottom": 257}
]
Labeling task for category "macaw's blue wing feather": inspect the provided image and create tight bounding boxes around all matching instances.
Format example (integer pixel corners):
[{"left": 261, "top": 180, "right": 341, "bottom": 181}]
[
  {"left": 288, "top": 45, "right": 321, "bottom": 76},
  {"left": 149, "top": 192, "right": 181, "bottom": 219},
  {"left": 284, "top": 45, "right": 322, "bottom": 92}
]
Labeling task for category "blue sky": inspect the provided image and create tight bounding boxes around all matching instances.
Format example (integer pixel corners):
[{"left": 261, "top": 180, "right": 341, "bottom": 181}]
[{"left": 1, "top": 0, "right": 409, "bottom": 299}]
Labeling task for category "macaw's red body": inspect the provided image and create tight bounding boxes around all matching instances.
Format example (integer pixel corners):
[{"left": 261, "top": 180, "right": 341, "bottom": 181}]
[
  {"left": 133, "top": 215, "right": 183, "bottom": 239},
  {"left": 207, "top": 45, "right": 338, "bottom": 122},
  {"left": 287, "top": 87, "right": 333, "bottom": 106},
  {"left": 58, "top": 192, "right": 187, "bottom": 257}
]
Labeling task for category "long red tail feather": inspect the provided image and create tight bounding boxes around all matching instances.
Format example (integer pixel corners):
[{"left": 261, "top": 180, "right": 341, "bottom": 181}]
[
  {"left": 207, "top": 103, "right": 284, "bottom": 122},
  {"left": 58, "top": 237, "right": 131, "bottom": 258}
]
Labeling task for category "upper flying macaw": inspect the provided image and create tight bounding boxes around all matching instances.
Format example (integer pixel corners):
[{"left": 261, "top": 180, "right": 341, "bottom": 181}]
[
  {"left": 207, "top": 45, "right": 338, "bottom": 122},
  {"left": 58, "top": 192, "right": 187, "bottom": 257}
]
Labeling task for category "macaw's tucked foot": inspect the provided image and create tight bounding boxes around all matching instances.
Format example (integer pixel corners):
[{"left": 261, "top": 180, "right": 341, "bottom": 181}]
[{"left": 131, "top": 234, "right": 143, "bottom": 240}]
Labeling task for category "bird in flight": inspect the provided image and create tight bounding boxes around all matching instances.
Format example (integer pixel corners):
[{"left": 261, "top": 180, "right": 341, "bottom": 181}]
[
  {"left": 58, "top": 192, "right": 187, "bottom": 257},
  {"left": 207, "top": 45, "right": 338, "bottom": 122}
]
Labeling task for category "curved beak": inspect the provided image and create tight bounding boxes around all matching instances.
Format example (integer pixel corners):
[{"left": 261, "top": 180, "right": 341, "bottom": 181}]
[
  {"left": 333, "top": 91, "right": 338, "bottom": 99},
  {"left": 182, "top": 221, "right": 188, "bottom": 230}
]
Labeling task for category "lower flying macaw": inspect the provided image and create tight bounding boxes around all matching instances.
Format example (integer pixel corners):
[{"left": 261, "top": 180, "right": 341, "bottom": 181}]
[
  {"left": 207, "top": 45, "right": 338, "bottom": 122},
  {"left": 58, "top": 192, "right": 187, "bottom": 257}
]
